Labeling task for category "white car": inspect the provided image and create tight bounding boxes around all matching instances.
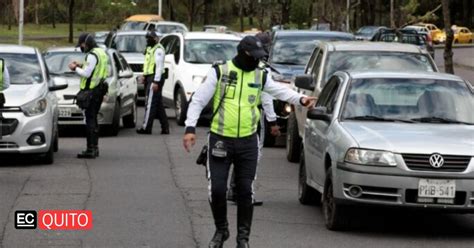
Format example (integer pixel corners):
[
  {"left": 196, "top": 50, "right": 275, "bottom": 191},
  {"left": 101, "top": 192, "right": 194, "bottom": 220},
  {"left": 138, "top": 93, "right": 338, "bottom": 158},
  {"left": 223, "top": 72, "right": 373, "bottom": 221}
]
[
  {"left": 0, "top": 45, "right": 67, "bottom": 164},
  {"left": 160, "top": 32, "right": 241, "bottom": 125}
]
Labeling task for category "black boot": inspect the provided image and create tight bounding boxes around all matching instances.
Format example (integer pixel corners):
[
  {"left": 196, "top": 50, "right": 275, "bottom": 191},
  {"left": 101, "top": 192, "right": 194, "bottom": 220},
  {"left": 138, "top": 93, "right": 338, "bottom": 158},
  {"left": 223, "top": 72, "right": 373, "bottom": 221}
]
[
  {"left": 209, "top": 229, "right": 229, "bottom": 248},
  {"left": 77, "top": 148, "right": 96, "bottom": 159},
  {"left": 161, "top": 128, "right": 170, "bottom": 134},
  {"left": 209, "top": 200, "right": 229, "bottom": 248},
  {"left": 136, "top": 128, "right": 152, "bottom": 134},
  {"left": 236, "top": 204, "right": 253, "bottom": 247},
  {"left": 93, "top": 146, "right": 99, "bottom": 157}
]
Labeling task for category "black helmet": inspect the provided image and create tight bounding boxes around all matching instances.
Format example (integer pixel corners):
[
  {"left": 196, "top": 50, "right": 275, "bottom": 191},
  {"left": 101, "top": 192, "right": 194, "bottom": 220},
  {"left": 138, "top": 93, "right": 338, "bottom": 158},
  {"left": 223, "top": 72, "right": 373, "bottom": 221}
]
[{"left": 77, "top": 33, "right": 97, "bottom": 53}]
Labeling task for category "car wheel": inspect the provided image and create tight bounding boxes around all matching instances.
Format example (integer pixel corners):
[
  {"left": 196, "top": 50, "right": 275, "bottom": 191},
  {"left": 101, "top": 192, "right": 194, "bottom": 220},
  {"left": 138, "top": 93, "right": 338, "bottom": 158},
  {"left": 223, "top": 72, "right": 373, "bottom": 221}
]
[
  {"left": 53, "top": 127, "right": 59, "bottom": 152},
  {"left": 174, "top": 87, "right": 187, "bottom": 126},
  {"left": 39, "top": 132, "right": 55, "bottom": 165},
  {"left": 107, "top": 100, "right": 121, "bottom": 136},
  {"left": 122, "top": 98, "right": 137, "bottom": 128},
  {"left": 286, "top": 112, "right": 301, "bottom": 163},
  {"left": 298, "top": 150, "right": 321, "bottom": 205},
  {"left": 263, "top": 119, "right": 276, "bottom": 147},
  {"left": 323, "top": 168, "right": 350, "bottom": 231}
]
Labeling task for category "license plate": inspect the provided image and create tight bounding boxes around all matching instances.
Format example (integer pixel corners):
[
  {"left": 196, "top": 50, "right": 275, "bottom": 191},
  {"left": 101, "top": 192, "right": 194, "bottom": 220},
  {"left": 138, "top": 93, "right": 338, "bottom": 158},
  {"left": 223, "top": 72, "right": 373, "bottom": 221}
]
[
  {"left": 418, "top": 179, "right": 456, "bottom": 199},
  {"left": 59, "top": 108, "right": 72, "bottom": 117}
]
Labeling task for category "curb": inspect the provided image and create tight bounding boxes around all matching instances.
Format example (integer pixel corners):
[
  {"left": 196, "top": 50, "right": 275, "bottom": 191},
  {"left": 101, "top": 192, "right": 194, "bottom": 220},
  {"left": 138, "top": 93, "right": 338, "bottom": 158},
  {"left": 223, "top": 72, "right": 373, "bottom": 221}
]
[{"left": 434, "top": 44, "right": 474, "bottom": 49}]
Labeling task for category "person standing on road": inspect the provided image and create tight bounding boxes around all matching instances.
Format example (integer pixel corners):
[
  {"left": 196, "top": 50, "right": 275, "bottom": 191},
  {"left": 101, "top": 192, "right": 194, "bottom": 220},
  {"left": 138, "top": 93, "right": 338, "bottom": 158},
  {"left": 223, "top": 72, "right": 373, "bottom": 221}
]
[
  {"left": 69, "top": 33, "right": 109, "bottom": 159},
  {"left": 0, "top": 58, "right": 10, "bottom": 91},
  {"left": 137, "top": 31, "right": 170, "bottom": 135},
  {"left": 183, "top": 36, "right": 316, "bottom": 248}
]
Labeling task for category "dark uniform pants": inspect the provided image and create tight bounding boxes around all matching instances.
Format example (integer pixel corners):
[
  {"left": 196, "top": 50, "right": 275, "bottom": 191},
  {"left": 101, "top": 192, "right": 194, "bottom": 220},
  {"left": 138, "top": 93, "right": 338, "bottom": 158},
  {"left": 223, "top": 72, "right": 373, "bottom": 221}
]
[
  {"left": 207, "top": 132, "right": 258, "bottom": 241},
  {"left": 142, "top": 75, "right": 169, "bottom": 131},
  {"left": 84, "top": 90, "right": 102, "bottom": 149}
]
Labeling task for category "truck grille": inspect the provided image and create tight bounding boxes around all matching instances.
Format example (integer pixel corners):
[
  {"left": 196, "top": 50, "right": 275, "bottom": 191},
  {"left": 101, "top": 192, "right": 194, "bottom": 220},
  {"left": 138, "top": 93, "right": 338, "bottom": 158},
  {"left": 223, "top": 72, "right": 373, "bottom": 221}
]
[
  {"left": 129, "top": 64, "right": 143, "bottom": 73},
  {"left": 402, "top": 153, "right": 471, "bottom": 172},
  {"left": 0, "top": 118, "right": 19, "bottom": 136}
]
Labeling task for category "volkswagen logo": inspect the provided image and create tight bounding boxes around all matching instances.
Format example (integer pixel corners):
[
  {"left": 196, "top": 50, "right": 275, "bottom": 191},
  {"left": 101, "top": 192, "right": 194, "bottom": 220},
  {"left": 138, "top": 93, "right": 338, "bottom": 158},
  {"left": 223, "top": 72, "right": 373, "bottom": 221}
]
[{"left": 429, "top": 153, "right": 445, "bottom": 168}]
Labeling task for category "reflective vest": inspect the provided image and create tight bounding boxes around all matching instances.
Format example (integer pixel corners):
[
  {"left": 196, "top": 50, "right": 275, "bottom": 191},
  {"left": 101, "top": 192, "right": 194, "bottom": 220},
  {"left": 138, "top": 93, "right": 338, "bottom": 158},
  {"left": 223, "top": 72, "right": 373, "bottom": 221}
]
[
  {"left": 210, "top": 60, "right": 265, "bottom": 138},
  {"left": 143, "top": 43, "right": 165, "bottom": 76},
  {"left": 80, "top": 48, "right": 108, "bottom": 90},
  {"left": 0, "top": 59, "right": 4, "bottom": 90}
]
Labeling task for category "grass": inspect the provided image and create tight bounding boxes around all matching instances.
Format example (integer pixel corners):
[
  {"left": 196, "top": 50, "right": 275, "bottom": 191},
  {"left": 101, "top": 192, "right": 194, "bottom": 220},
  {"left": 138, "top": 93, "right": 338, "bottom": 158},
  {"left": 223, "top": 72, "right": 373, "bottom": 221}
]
[{"left": 0, "top": 23, "right": 112, "bottom": 38}]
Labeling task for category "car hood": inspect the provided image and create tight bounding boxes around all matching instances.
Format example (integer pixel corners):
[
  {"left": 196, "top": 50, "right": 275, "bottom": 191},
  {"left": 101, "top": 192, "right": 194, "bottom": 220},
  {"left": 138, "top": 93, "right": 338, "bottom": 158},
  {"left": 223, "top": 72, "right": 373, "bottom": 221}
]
[
  {"left": 341, "top": 122, "right": 474, "bottom": 156},
  {"left": 271, "top": 63, "right": 305, "bottom": 80},
  {"left": 121, "top": 52, "right": 145, "bottom": 64},
  {"left": 53, "top": 76, "right": 81, "bottom": 104},
  {"left": 3, "top": 84, "right": 46, "bottom": 107}
]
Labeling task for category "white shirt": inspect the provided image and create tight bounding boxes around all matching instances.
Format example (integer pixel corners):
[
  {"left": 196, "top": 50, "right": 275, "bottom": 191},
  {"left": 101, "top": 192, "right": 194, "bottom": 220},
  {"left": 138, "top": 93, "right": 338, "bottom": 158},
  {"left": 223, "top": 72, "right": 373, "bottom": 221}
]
[
  {"left": 75, "top": 53, "right": 97, "bottom": 78},
  {"left": 153, "top": 47, "right": 165, "bottom": 82},
  {"left": 2, "top": 65, "right": 10, "bottom": 90},
  {"left": 261, "top": 92, "right": 277, "bottom": 122},
  {"left": 185, "top": 67, "right": 304, "bottom": 128}
]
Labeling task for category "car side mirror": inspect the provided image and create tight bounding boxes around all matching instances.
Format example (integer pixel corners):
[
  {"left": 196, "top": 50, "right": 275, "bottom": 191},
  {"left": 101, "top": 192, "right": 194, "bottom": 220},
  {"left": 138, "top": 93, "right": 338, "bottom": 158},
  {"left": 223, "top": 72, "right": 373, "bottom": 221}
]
[
  {"left": 49, "top": 77, "right": 68, "bottom": 91},
  {"left": 118, "top": 70, "right": 133, "bottom": 78},
  {"left": 307, "top": 106, "right": 331, "bottom": 121},
  {"left": 295, "top": 75, "right": 314, "bottom": 91}
]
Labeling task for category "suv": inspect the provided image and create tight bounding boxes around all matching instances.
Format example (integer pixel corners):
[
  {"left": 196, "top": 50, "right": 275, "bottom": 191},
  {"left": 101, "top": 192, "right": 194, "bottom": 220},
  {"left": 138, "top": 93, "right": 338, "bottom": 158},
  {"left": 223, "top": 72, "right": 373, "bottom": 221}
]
[
  {"left": 0, "top": 45, "right": 67, "bottom": 164},
  {"left": 373, "top": 28, "right": 435, "bottom": 59},
  {"left": 286, "top": 41, "right": 438, "bottom": 162},
  {"left": 159, "top": 32, "right": 241, "bottom": 125},
  {"left": 266, "top": 31, "right": 354, "bottom": 146}
]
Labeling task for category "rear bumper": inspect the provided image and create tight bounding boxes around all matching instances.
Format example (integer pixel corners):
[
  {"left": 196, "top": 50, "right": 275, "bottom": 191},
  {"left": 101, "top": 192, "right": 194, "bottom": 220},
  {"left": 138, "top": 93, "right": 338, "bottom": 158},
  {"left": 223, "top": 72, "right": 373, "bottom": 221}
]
[{"left": 58, "top": 101, "right": 115, "bottom": 126}]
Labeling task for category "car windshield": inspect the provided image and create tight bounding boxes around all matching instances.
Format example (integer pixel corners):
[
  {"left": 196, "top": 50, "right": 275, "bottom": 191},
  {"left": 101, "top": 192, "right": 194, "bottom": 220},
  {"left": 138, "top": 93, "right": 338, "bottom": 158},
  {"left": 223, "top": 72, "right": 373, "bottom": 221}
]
[
  {"left": 114, "top": 35, "right": 147, "bottom": 53},
  {"left": 342, "top": 78, "right": 474, "bottom": 124},
  {"left": 0, "top": 53, "right": 43, "bottom": 84},
  {"left": 121, "top": 21, "right": 146, "bottom": 31},
  {"left": 356, "top": 26, "right": 377, "bottom": 35},
  {"left": 271, "top": 35, "right": 352, "bottom": 66},
  {"left": 184, "top": 39, "right": 239, "bottom": 64},
  {"left": 324, "top": 51, "right": 435, "bottom": 83},
  {"left": 44, "top": 52, "right": 85, "bottom": 75},
  {"left": 156, "top": 25, "right": 186, "bottom": 34}
]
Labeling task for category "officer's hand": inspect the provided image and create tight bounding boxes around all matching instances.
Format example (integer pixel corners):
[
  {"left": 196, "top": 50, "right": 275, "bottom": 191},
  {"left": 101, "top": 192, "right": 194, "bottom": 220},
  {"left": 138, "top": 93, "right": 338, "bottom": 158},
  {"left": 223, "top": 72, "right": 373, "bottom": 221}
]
[
  {"left": 183, "top": 133, "right": 196, "bottom": 153},
  {"left": 270, "top": 125, "right": 281, "bottom": 137},
  {"left": 301, "top": 96, "right": 317, "bottom": 109},
  {"left": 152, "top": 83, "right": 159, "bottom": 93},
  {"left": 68, "top": 62, "right": 77, "bottom": 71}
]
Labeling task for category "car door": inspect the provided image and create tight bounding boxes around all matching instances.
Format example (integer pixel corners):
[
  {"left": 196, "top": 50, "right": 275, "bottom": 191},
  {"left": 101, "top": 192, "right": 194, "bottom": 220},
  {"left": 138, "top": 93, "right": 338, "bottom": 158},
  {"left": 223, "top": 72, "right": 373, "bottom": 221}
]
[
  {"left": 161, "top": 35, "right": 179, "bottom": 102},
  {"left": 305, "top": 76, "right": 341, "bottom": 186},
  {"left": 116, "top": 52, "right": 136, "bottom": 113}
]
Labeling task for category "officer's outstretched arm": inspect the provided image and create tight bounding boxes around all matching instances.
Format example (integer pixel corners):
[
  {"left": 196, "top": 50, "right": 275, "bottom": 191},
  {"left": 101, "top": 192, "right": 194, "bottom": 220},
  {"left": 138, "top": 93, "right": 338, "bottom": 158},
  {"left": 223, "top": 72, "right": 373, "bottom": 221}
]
[{"left": 263, "top": 73, "right": 317, "bottom": 108}]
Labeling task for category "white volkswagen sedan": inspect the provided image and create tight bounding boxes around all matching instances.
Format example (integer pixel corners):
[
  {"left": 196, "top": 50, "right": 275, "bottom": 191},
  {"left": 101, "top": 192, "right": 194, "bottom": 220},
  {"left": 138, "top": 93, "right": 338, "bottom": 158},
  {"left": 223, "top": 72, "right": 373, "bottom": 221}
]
[{"left": 0, "top": 45, "right": 67, "bottom": 164}]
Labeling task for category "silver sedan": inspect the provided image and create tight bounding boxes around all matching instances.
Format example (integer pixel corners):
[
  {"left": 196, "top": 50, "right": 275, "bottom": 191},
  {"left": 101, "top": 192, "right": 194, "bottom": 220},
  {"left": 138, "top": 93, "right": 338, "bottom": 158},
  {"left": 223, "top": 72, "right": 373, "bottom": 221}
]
[{"left": 296, "top": 70, "right": 474, "bottom": 230}]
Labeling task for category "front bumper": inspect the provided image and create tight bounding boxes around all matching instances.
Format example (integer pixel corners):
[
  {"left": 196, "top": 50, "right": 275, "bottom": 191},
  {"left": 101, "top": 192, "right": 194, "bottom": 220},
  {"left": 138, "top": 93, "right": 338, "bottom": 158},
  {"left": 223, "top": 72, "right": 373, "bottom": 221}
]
[
  {"left": 334, "top": 162, "right": 474, "bottom": 212},
  {"left": 0, "top": 111, "right": 52, "bottom": 154},
  {"left": 58, "top": 102, "right": 115, "bottom": 126}
]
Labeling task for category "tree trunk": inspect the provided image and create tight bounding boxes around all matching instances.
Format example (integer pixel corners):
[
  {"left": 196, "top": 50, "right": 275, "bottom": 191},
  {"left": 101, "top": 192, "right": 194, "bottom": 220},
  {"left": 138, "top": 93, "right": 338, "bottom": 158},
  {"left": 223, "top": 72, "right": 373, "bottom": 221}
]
[
  {"left": 281, "top": 0, "right": 291, "bottom": 25},
  {"left": 189, "top": 0, "right": 195, "bottom": 31},
  {"left": 239, "top": 0, "right": 244, "bottom": 32},
  {"left": 442, "top": 0, "right": 454, "bottom": 74},
  {"left": 51, "top": 0, "right": 56, "bottom": 29},
  {"left": 203, "top": 0, "right": 212, "bottom": 25},
  {"left": 168, "top": 0, "right": 175, "bottom": 21},
  {"left": 68, "top": 0, "right": 74, "bottom": 44},
  {"left": 34, "top": 0, "right": 39, "bottom": 25},
  {"left": 390, "top": 0, "right": 395, "bottom": 28}
]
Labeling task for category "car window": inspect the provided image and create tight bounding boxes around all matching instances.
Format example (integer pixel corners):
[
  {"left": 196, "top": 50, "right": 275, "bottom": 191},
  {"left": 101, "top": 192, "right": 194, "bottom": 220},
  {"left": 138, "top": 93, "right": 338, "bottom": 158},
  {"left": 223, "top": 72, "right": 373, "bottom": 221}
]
[
  {"left": 0, "top": 53, "right": 44, "bottom": 84},
  {"left": 305, "top": 46, "right": 319, "bottom": 74},
  {"left": 311, "top": 50, "right": 324, "bottom": 84},
  {"left": 121, "top": 21, "right": 147, "bottom": 31},
  {"left": 44, "top": 51, "right": 85, "bottom": 75},
  {"left": 118, "top": 53, "right": 131, "bottom": 72},
  {"left": 147, "top": 23, "right": 156, "bottom": 31},
  {"left": 169, "top": 37, "right": 181, "bottom": 63},
  {"left": 160, "top": 36, "right": 176, "bottom": 54},
  {"left": 114, "top": 35, "right": 147, "bottom": 53},
  {"left": 112, "top": 53, "right": 124, "bottom": 73},
  {"left": 184, "top": 39, "right": 239, "bottom": 64},
  {"left": 316, "top": 75, "right": 339, "bottom": 112}
]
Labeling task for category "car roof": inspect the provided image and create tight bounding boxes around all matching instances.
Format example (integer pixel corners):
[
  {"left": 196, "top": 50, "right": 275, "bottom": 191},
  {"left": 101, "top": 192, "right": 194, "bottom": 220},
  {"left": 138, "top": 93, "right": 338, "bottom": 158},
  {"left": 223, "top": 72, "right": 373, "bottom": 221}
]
[
  {"left": 346, "top": 70, "right": 463, "bottom": 81},
  {"left": 323, "top": 41, "right": 424, "bottom": 53},
  {"left": 174, "top": 32, "right": 241, "bottom": 40},
  {"left": 44, "top": 46, "right": 114, "bottom": 54},
  {"left": 115, "top": 30, "right": 148, "bottom": 36},
  {"left": 274, "top": 30, "right": 354, "bottom": 38},
  {"left": 0, "top": 44, "right": 37, "bottom": 54},
  {"left": 149, "top": 21, "right": 186, "bottom": 26},
  {"left": 125, "top": 14, "right": 163, "bottom": 22}
]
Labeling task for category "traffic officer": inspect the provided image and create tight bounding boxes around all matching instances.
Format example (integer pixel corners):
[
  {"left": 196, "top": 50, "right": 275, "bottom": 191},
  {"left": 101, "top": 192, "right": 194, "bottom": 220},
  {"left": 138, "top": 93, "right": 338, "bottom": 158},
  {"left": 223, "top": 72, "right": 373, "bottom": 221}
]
[
  {"left": 69, "top": 33, "right": 109, "bottom": 159},
  {"left": 0, "top": 58, "right": 10, "bottom": 91},
  {"left": 183, "top": 36, "right": 316, "bottom": 248},
  {"left": 137, "top": 31, "right": 169, "bottom": 135}
]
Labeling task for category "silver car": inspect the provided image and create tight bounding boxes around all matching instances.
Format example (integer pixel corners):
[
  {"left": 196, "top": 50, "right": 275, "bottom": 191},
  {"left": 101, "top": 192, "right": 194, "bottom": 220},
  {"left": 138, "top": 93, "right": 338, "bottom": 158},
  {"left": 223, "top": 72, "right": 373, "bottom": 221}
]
[
  {"left": 44, "top": 47, "right": 138, "bottom": 136},
  {"left": 296, "top": 71, "right": 474, "bottom": 230},
  {"left": 0, "top": 45, "right": 67, "bottom": 164}
]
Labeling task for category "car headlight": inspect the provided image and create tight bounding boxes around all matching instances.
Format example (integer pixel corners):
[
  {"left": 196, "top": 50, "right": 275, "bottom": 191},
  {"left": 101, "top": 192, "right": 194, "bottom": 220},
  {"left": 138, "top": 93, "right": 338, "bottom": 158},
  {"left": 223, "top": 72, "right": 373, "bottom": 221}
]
[
  {"left": 344, "top": 148, "right": 397, "bottom": 166},
  {"left": 22, "top": 98, "right": 48, "bottom": 116},
  {"left": 192, "top": 75, "right": 205, "bottom": 85}
]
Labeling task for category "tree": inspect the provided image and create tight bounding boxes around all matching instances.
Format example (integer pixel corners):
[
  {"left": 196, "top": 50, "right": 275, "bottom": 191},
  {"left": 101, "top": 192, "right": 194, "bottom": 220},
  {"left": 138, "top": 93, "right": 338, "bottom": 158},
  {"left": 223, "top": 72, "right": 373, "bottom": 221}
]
[
  {"left": 442, "top": 0, "right": 454, "bottom": 74},
  {"left": 68, "top": 0, "right": 74, "bottom": 44}
]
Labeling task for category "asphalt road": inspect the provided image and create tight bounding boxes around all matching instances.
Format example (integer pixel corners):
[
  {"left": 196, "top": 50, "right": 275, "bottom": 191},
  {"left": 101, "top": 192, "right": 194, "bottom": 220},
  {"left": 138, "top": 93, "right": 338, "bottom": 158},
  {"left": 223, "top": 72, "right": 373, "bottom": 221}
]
[{"left": 1, "top": 106, "right": 474, "bottom": 248}]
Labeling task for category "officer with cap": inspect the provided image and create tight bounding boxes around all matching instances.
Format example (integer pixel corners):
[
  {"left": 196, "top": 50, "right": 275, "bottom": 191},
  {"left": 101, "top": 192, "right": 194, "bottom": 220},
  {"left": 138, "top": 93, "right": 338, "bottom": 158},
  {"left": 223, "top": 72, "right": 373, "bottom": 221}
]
[
  {"left": 137, "top": 31, "right": 169, "bottom": 135},
  {"left": 183, "top": 36, "right": 316, "bottom": 248},
  {"left": 69, "top": 33, "right": 109, "bottom": 159}
]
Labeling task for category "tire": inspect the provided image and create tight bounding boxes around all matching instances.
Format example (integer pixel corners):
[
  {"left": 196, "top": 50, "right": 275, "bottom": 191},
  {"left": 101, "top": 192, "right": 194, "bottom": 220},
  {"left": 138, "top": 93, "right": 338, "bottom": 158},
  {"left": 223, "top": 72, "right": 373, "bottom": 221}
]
[
  {"left": 122, "top": 98, "right": 137, "bottom": 128},
  {"left": 107, "top": 100, "right": 121, "bottom": 136},
  {"left": 263, "top": 119, "right": 276, "bottom": 147},
  {"left": 174, "top": 87, "right": 187, "bottom": 126},
  {"left": 38, "top": 132, "right": 55, "bottom": 165},
  {"left": 323, "top": 168, "right": 351, "bottom": 231},
  {"left": 53, "top": 127, "right": 59, "bottom": 152},
  {"left": 298, "top": 150, "right": 321, "bottom": 205},
  {"left": 286, "top": 112, "right": 302, "bottom": 163}
]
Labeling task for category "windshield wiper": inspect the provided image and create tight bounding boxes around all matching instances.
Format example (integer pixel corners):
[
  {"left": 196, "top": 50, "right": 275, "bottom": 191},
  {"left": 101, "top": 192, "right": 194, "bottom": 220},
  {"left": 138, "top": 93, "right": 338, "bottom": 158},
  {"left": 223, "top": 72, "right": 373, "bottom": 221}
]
[
  {"left": 410, "top": 116, "right": 473, "bottom": 125},
  {"left": 51, "top": 71, "right": 77, "bottom": 76},
  {"left": 345, "top": 115, "right": 415, "bottom": 123}
]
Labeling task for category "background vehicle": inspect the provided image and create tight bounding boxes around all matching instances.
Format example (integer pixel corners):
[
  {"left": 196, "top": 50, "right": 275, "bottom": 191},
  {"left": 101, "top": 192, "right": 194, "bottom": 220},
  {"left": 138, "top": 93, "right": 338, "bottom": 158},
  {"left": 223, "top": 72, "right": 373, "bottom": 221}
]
[
  {"left": 453, "top": 26, "right": 473, "bottom": 43},
  {"left": 297, "top": 71, "right": 474, "bottom": 230},
  {"left": 159, "top": 32, "right": 241, "bottom": 125},
  {"left": 354, "top": 26, "right": 387, "bottom": 40},
  {"left": 0, "top": 45, "right": 68, "bottom": 164},
  {"left": 401, "top": 25, "right": 435, "bottom": 58},
  {"left": 373, "top": 28, "right": 435, "bottom": 59},
  {"left": 266, "top": 30, "right": 354, "bottom": 147},
  {"left": 287, "top": 42, "right": 438, "bottom": 162},
  {"left": 44, "top": 47, "right": 137, "bottom": 136},
  {"left": 146, "top": 21, "right": 188, "bottom": 33},
  {"left": 105, "top": 31, "right": 147, "bottom": 101},
  {"left": 412, "top": 23, "right": 445, "bottom": 44},
  {"left": 203, "top": 25, "right": 229, "bottom": 33},
  {"left": 120, "top": 14, "right": 164, "bottom": 31},
  {"left": 94, "top": 31, "right": 110, "bottom": 45}
]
